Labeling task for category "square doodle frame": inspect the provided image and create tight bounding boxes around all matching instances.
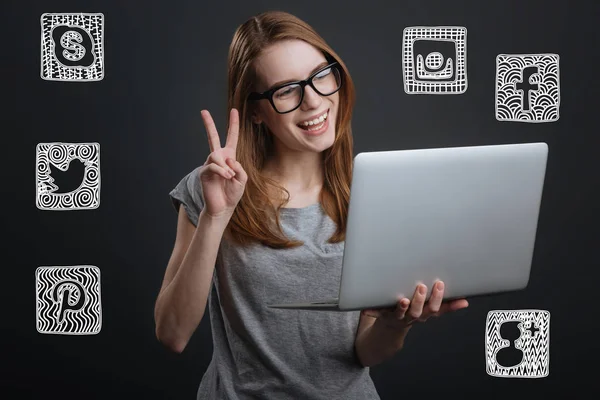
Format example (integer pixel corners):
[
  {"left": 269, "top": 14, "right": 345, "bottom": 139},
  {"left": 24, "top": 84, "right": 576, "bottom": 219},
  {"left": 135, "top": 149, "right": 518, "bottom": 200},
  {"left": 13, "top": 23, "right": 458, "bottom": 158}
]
[
  {"left": 40, "top": 13, "right": 105, "bottom": 81},
  {"left": 402, "top": 26, "right": 468, "bottom": 94},
  {"left": 495, "top": 53, "right": 561, "bottom": 123},
  {"left": 485, "top": 309, "right": 550, "bottom": 378},
  {"left": 35, "top": 142, "right": 101, "bottom": 211},
  {"left": 36, "top": 265, "right": 102, "bottom": 335}
]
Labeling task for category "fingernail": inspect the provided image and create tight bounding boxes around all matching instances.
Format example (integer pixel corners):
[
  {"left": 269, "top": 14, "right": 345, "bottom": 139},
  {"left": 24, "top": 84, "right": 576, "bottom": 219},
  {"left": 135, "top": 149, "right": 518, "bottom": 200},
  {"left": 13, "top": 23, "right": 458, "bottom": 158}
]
[
  {"left": 228, "top": 168, "right": 235, "bottom": 176},
  {"left": 437, "top": 282, "right": 444, "bottom": 291},
  {"left": 419, "top": 285, "right": 426, "bottom": 295},
  {"left": 401, "top": 299, "right": 410, "bottom": 308}
]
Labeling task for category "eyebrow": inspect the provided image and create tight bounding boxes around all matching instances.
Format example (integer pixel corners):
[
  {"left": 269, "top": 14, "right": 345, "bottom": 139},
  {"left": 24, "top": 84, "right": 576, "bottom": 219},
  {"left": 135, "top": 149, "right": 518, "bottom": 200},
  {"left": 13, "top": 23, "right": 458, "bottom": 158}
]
[{"left": 266, "top": 61, "right": 330, "bottom": 91}]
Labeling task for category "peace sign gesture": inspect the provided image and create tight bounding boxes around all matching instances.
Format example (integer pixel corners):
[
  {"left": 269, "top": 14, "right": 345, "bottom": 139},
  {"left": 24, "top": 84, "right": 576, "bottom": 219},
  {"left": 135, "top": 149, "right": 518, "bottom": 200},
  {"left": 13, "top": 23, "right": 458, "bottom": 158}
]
[{"left": 199, "top": 108, "right": 248, "bottom": 220}]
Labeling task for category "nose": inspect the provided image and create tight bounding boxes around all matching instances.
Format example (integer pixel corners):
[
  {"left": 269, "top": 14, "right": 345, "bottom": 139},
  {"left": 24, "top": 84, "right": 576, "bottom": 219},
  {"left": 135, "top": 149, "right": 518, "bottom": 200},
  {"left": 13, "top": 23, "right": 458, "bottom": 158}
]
[{"left": 300, "top": 85, "right": 323, "bottom": 110}]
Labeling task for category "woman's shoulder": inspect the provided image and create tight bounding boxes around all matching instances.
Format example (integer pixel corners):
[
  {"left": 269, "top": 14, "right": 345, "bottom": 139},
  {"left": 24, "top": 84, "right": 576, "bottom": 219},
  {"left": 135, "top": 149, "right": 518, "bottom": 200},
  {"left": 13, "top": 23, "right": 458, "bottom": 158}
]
[
  {"left": 168, "top": 165, "right": 206, "bottom": 222},
  {"left": 181, "top": 165, "right": 204, "bottom": 190},
  {"left": 182, "top": 165, "right": 203, "bottom": 182}
]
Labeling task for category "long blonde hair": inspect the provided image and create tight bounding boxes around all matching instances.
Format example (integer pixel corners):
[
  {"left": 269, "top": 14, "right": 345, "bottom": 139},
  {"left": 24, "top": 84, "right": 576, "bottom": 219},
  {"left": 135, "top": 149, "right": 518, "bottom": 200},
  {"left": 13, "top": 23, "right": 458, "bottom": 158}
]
[{"left": 225, "top": 11, "right": 356, "bottom": 249}]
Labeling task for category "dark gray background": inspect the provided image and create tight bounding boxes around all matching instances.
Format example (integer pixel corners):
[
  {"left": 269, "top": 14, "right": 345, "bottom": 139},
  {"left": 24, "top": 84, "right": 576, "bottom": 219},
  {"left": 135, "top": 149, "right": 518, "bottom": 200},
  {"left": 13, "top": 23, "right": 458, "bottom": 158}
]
[{"left": 3, "top": 0, "right": 599, "bottom": 398}]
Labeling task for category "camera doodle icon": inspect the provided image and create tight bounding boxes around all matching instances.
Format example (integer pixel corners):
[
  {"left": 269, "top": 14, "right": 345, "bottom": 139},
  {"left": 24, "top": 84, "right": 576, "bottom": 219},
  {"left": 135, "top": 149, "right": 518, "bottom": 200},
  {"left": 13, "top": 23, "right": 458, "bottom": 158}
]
[
  {"left": 40, "top": 13, "right": 105, "bottom": 81},
  {"left": 402, "top": 26, "right": 468, "bottom": 94},
  {"left": 485, "top": 309, "right": 550, "bottom": 378},
  {"left": 496, "top": 54, "right": 560, "bottom": 122},
  {"left": 36, "top": 265, "right": 102, "bottom": 335},
  {"left": 36, "top": 142, "right": 101, "bottom": 210}
]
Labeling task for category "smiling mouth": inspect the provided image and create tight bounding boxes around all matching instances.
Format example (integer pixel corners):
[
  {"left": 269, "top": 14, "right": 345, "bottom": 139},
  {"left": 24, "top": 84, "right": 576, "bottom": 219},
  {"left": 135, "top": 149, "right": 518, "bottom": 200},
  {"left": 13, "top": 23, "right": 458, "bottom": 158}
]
[{"left": 296, "top": 110, "right": 329, "bottom": 131}]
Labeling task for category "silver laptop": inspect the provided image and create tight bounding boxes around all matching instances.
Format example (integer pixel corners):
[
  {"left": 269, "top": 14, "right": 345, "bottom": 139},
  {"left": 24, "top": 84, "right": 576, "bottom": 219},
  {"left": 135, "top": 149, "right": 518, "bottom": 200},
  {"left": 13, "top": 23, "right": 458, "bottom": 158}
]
[{"left": 266, "top": 142, "right": 549, "bottom": 311}]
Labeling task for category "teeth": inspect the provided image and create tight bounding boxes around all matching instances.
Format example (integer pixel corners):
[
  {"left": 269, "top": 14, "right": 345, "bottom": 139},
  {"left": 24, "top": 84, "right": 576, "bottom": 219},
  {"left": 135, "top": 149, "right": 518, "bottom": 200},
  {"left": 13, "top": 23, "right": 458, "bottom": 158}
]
[
  {"left": 307, "top": 121, "right": 325, "bottom": 131},
  {"left": 301, "top": 111, "right": 328, "bottom": 126}
]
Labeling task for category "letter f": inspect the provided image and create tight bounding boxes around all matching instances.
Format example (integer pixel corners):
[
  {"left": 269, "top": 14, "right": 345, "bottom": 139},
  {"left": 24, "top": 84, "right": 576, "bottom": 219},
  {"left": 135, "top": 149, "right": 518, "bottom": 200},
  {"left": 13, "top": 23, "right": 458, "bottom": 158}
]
[{"left": 515, "top": 65, "right": 539, "bottom": 112}]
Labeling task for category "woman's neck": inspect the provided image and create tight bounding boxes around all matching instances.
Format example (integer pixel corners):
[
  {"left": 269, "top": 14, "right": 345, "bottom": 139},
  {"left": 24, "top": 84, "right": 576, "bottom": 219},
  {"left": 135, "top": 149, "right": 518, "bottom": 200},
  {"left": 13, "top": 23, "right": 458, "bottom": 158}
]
[
  {"left": 262, "top": 152, "right": 324, "bottom": 207},
  {"left": 262, "top": 153, "right": 323, "bottom": 191}
]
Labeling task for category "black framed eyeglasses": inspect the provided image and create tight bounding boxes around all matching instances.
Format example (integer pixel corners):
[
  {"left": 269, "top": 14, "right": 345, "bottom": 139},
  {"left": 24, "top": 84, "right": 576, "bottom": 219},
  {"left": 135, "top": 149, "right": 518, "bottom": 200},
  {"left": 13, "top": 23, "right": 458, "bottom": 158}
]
[{"left": 248, "top": 62, "right": 343, "bottom": 114}]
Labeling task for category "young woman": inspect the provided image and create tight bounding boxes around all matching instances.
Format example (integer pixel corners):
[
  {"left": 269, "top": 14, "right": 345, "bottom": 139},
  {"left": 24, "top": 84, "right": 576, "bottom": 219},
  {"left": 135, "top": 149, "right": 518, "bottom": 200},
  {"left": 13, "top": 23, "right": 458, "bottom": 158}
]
[{"left": 154, "top": 10, "right": 469, "bottom": 400}]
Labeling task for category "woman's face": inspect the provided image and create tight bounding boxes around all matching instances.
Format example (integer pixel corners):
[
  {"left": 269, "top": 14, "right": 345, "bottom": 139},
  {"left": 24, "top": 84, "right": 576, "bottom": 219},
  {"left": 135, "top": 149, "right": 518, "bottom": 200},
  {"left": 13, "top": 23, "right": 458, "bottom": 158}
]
[{"left": 251, "top": 39, "right": 340, "bottom": 154}]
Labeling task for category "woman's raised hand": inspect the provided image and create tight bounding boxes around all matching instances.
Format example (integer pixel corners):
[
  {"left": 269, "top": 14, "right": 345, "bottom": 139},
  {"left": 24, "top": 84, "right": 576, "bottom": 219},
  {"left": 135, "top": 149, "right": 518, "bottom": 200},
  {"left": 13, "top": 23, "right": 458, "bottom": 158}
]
[{"left": 198, "top": 108, "right": 248, "bottom": 219}]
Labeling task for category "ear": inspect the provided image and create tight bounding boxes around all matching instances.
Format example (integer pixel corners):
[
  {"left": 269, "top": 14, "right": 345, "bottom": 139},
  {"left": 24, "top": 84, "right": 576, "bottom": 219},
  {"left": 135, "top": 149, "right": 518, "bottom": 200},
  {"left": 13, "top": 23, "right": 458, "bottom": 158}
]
[{"left": 251, "top": 112, "right": 262, "bottom": 125}]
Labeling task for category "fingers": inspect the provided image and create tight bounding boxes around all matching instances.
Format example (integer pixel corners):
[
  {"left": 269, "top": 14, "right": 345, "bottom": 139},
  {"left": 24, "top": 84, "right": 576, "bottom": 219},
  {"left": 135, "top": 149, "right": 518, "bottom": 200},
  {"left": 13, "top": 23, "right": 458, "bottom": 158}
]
[
  {"left": 225, "top": 108, "right": 240, "bottom": 152},
  {"left": 434, "top": 297, "right": 469, "bottom": 316},
  {"left": 226, "top": 157, "right": 247, "bottom": 184},
  {"left": 202, "top": 108, "right": 240, "bottom": 154},
  {"left": 449, "top": 298, "right": 469, "bottom": 311},
  {"left": 362, "top": 309, "right": 382, "bottom": 318},
  {"left": 360, "top": 282, "right": 469, "bottom": 323},
  {"left": 201, "top": 158, "right": 246, "bottom": 183},
  {"left": 426, "top": 281, "right": 444, "bottom": 316},
  {"left": 406, "top": 284, "right": 427, "bottom": 323},
  {"left": 201, "top": 110, "right": 222, "bottom": 153},
  {"left": 361, "top": 305, "right": 395, "bottom": 319},
  {"left": 393, "top": 298, "right": 410, "bottom": 320},
  {"left": 202, "top": 163, "right": 234, "bottom": 180},
  {"left": 205, "top": 152, "right": 235, "bottom": 175}
]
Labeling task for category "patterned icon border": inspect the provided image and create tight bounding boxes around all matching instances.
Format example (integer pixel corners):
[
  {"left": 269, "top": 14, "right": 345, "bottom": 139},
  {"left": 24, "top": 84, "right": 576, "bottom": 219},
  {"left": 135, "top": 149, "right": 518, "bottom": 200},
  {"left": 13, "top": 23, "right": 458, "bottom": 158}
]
[
  {"left": 36, "top": 265, "right": 102, "bottom": 335},
  {"left": 402, "top": 25, "right": 468, "bottom": 94},
  {"left": 40, "top": 12, "right": 105, "bottom": 81},
  {"left": 495, "top": 53, "right": 560, "bottom": 123},
  {"left": 485, "top": 309, "right": 550, "bottom": 378},
  {"left": 35, "top": 142, "right": 101, "bottom": 211}
]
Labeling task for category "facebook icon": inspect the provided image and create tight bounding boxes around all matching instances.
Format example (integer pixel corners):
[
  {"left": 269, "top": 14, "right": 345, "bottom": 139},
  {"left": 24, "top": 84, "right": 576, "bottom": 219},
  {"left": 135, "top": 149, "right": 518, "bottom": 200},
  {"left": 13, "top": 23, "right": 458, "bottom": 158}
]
[
  {"left": 495, "top": 54, "right": 560, "bottom": 123},
  {"left": 515, "top": 65, "right": 539, "bottom": 112}
]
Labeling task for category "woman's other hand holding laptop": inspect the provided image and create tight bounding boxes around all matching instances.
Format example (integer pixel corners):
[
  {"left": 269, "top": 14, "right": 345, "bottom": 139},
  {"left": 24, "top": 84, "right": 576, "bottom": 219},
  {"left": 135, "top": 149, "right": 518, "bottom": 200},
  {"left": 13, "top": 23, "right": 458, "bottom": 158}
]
[{"left": 361, "top": 281, "right": 469, "bottom": 332}]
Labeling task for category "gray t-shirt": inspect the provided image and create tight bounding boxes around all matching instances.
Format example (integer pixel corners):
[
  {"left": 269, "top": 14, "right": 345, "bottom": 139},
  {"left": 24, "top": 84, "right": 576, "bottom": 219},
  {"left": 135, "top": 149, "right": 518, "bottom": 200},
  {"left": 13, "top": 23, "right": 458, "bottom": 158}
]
[{"left": 169, "top": 166, "right": 381, "bottom": 400}]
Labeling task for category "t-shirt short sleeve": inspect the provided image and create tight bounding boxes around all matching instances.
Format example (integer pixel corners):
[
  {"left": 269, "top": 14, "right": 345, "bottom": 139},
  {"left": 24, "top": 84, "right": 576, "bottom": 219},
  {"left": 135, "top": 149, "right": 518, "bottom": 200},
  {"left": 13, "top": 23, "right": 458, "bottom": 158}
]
[{"left": 168, "top": 166, "right": 205, "bottom": 227}]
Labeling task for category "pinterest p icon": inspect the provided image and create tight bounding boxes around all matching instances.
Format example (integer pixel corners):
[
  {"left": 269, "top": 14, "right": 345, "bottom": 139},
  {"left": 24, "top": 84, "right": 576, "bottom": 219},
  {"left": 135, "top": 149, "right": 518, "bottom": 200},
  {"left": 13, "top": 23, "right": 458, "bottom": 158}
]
[{"left": 36, "top": 265, "right": 102, "bottom": 335}]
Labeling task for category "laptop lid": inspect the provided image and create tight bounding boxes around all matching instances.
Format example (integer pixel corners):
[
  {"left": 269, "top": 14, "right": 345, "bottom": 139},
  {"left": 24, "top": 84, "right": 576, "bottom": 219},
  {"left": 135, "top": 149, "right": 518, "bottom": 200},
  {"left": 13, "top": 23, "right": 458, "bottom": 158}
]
[{"left": 337, "top": 142, "right": 548, "bottom": 311}]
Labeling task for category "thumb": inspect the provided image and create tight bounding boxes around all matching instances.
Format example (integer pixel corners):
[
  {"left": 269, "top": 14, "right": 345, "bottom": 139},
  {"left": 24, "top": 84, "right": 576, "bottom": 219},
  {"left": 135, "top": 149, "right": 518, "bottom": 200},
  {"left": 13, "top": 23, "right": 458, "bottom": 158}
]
[
  {"left": 226, "top": 158, "right": 247, "bottom": 183},
  {"left": 362, "top": 309, "right": 383, "bottom": 318}
]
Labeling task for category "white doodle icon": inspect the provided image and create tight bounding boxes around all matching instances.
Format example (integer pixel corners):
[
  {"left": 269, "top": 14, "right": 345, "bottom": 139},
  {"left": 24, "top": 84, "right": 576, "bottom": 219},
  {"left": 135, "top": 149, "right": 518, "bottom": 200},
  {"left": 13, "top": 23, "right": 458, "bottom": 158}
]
[
  {"left": 486, "top": 309, "right": 550, "bottom": 378},
  {"left": 36, "top": 142, "right": 101, "bottom": 210},
  {"left": 496, "top": 54, "right": 560, "bottom": 122},
  {"left": 402, "top": 26, "right": 468, "bottom": 94},
  {"left": 40, "top": 13, "right": 105, "bottom": 81},
  {"left": 36, "top": 265, "right": 102, "bottom": 335}
]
